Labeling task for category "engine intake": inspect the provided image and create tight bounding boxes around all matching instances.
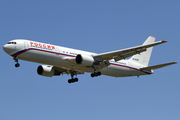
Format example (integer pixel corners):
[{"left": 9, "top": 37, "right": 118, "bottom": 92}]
[{"left": 76, "top": 54, "right": 95, "bottom": 66}]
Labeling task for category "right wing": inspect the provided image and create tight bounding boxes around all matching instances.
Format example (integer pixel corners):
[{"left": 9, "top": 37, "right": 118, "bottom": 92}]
[{"left": 94, "top": 38, "right": 166, "bottom": 62}]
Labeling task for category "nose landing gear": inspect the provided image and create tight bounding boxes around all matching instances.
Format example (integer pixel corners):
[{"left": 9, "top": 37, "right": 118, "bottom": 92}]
[
  {"left": 15, "top": 63, "right": 20, "bottom": 67},
  {"left": 13, "top": 57, "right": 20, "bottom": 68}
]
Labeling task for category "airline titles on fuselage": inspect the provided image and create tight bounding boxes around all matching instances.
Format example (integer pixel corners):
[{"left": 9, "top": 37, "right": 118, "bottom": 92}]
[
  {"left": 30, "top": 41, "right": 78, "bottom": 56},
  {"left": 30, "top": 41, "right": 55, "bottom": 50}
]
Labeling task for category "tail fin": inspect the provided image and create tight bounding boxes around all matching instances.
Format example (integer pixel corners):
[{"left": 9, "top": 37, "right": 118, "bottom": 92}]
[{"left": 129, "top": 36, "right": 156, "bottom": 66}]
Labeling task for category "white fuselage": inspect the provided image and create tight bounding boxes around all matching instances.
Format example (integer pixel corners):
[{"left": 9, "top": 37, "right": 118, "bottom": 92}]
[{"left": 3, "top": 39, "right": 152, "bottom": 77}]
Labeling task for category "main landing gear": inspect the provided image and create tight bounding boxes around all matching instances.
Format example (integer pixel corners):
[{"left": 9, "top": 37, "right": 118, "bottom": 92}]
[
  {"left": 68, "top": 72, "right": 79, "bottom": 84},
  {"left": 68, "top": 78, "right": 78, "bottom": 84},
  {"left": 91, "top": 65, "right": 101, "bottom": 78},
  {"left": 91, "top": 71, "right": 101, "bottom": 77},
  {"left": 13, "top": 57, "right": 20, "bottom": 68}
]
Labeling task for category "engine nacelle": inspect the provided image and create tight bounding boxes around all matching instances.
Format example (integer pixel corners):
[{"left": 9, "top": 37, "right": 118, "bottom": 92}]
[
  {"left": 76, "top": 54, "right": 95, "bottom": 66},
  {"left": 37, "top": 65, "right": 55, "bottom": 77}
]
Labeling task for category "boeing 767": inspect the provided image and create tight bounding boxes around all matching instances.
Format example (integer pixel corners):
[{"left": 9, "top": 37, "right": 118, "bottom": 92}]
[{"left": 3, "top": 36, "right": 177, "bottom": 83}]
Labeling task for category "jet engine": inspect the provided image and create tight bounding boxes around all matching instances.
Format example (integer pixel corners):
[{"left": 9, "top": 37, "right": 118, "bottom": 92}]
[
  {"left": 76, "top": 54, "right": 95, "bottom": 66},
  {"left": 37, "top": 65, "right": 55, "bottom": 77}
]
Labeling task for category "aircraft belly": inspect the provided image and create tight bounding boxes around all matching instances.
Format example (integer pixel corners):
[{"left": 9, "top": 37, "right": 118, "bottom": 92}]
[
  {"left": 101, "top": 65, "right": 127, "bottom": 77},
  {"left": 101, "top": 64, "right": 145, "bottom": 77}
]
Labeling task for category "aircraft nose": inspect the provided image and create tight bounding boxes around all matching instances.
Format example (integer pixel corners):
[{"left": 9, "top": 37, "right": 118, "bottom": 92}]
[
  {"left": 3, "top": 44, "right": 13, "bottom": 54},
  {"left": 3, "top": 44, "right": 7, "bottom": 51}
]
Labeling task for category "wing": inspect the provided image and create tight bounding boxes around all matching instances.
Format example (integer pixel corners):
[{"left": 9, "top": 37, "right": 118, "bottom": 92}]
[
  {"left": 93, "top": 40, "right": 167, "bottom": 62},
  {"left": 53, "top": 66, "right": 84, "bottom": 75}
]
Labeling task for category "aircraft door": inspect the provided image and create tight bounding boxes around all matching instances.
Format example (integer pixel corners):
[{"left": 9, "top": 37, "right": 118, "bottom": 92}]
[
  {"left": 56, "top": 47, "right": 59, "bottom": 52},
  {"left": 55, "top": 46, "right": 60, "bottom": 54},
  {"left": 24, "top": 42, "right": 29, "bottom": 49},
  {"left": 128, "top": 62, "right": 132, "bottom": 67}
]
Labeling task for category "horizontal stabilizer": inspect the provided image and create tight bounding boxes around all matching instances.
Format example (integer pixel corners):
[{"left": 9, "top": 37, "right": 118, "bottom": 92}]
[{"left": 140, "top": 62, "right": 177, "bottom": 71}]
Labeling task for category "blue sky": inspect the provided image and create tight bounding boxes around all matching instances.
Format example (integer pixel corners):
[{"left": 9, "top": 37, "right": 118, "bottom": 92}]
[{"left": 0, "top": 0, "right": 179, "bottom": 120}]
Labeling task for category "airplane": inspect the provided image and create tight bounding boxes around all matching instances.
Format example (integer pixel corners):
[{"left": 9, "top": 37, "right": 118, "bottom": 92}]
[{"left": 3, "top": 36, "right": 177, "bottom": 83}]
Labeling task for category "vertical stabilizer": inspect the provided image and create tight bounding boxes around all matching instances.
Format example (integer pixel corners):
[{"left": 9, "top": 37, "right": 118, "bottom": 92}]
[{"left": 129, "top": 36, "right": 156, "bottom": 66}]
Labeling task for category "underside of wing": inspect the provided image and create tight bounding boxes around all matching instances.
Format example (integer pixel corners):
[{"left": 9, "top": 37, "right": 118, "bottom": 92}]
[{"left": 53, "top": 66, "right": 84, "bottom": 75}]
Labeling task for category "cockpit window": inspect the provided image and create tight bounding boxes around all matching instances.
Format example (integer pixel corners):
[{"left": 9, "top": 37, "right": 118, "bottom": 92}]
[{"left": 7, "top": 42, "right": 17, "bottom": 44}]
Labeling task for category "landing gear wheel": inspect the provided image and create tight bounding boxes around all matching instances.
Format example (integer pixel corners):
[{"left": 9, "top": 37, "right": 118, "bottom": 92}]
[
  {"left": 97, "top": 72, "right": 101, "bottom": 76},
  {"left": 15, "top": 63, "right": 20, "bottom": 67},
  {"left": 74, "top": 78, "right": 78, "bottom": 82},
  {"left": 68, "top": 78, "right": 79, "bottom": 84},
  {"left": 68, "top": 79, "right": 71, "bottom": 83},
  {"left": 91, "top": 72, "right": 101, "bottom": 77},
  {"left": 68, "top": 71, "right": 79, "bottom": 84},
  {"left": 91, "top": 73, "right": 95, "bottom": 77}
]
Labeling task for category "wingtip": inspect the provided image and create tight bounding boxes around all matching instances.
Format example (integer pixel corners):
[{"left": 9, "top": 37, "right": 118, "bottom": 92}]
[
  {"left": 173, "top": 62, "right": 178, "bottom": 64},
  {"left": 161, "top": 40, "right": 167, "bottom": 42}
]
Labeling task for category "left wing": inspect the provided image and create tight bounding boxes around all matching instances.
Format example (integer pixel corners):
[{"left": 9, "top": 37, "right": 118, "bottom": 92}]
[
  {"left": 93, "top": 40, "right": 167, "bottom": 62},
  {"left": 53, "top": 66, "right": 84, "bottom": 75}
]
